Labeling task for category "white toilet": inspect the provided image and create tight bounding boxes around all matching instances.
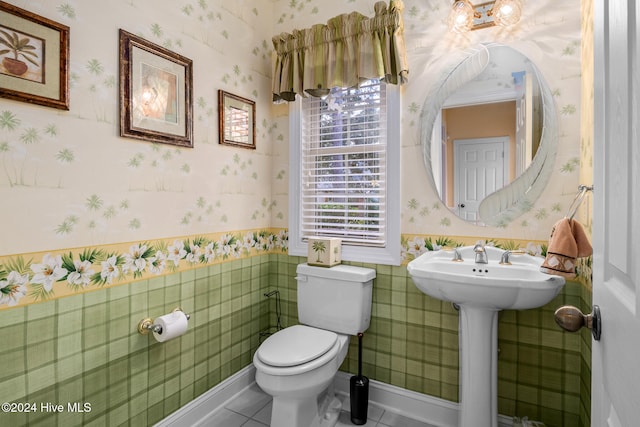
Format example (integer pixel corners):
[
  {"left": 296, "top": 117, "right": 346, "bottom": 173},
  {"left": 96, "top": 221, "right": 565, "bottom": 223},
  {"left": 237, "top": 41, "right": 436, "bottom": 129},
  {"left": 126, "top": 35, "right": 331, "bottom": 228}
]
[{"left": 253, "top": 263, "right": 375, "bottom": 427}]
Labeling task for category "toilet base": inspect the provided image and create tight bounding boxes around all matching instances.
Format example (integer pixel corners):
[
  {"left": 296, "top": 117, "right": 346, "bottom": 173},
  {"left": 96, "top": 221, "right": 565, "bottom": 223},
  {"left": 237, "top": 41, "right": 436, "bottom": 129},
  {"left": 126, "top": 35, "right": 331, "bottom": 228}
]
[
  {"left": 269, "top": 385, "right": 342, "bottom": 427},
  {"left": 254, "top": 331, "right": 351, "bottom": 427}
]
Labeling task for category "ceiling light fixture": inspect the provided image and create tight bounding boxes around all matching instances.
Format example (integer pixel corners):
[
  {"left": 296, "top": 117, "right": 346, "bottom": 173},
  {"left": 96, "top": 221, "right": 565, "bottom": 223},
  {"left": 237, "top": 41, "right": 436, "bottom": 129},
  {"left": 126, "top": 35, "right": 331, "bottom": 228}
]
[{"left": 448, "top": 0, "right": 522, "bottom": 33}]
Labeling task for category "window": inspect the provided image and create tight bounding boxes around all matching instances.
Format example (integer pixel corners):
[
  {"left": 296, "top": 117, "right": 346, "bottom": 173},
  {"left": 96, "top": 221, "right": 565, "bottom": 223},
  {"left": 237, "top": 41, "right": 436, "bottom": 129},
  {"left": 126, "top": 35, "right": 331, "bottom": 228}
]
[{"left": 289, "top": 79, "right": 400, "bottom": 265}]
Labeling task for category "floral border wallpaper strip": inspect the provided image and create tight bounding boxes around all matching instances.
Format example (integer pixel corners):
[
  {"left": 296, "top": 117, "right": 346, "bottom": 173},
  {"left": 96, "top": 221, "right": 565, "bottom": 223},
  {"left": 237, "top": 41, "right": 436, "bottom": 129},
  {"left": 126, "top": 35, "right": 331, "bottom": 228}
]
[
  {"left": 1, "top": 228, "right": 594, "bottom": 311},
  {"left": 0, "top": 228, "right": 288, "bottom": 309}
]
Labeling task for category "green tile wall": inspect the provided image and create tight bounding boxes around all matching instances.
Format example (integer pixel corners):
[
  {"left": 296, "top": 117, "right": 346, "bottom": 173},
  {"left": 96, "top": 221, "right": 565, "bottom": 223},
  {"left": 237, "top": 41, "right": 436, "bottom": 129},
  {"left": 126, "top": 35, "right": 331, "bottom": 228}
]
[
  {"left": 0, "top": 253, "right": 591, "bottom": 427},
  {"left": 0, "top": 255, "right": 272, "bottom": 427},
  {"left": 272, "top": 255, "right": 591, "bottom": 427}
]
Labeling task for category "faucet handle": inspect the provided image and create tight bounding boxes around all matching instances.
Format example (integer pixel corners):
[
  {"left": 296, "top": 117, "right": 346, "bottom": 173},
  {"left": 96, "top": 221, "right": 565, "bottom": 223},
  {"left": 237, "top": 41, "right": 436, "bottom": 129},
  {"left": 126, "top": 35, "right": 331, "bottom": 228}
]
[
  {"left": 499, "top": 250, "right": 526, "bottom": 265},
  {"left": 452, "top": 248, "right": 464, "bottom": 262}
]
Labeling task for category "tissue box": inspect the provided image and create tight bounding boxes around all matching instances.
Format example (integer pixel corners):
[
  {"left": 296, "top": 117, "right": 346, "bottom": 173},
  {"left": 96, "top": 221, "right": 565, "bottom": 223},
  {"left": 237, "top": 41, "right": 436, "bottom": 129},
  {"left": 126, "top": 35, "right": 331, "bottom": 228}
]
[{"left": 307, "top": 238, "right": 342, "bottom": 267}]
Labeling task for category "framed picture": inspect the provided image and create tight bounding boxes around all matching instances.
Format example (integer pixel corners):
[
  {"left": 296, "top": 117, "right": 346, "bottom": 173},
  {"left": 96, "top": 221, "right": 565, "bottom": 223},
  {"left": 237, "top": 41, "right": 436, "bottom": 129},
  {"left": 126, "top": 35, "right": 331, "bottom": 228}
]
[
  {"left": 0, "top": 1, "right": 69, "bottom": 110},
  {"left": 218, "top": 90, "right": 256, "bottom": 149},
  {"left": 119, "top": 29, "right": 193, "bottom": 148}
]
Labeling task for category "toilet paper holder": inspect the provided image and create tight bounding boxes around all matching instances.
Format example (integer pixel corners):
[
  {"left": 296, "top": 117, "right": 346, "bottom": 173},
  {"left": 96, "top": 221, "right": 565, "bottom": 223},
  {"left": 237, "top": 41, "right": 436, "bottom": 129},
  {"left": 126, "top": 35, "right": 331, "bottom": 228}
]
[{"left": 137, "top": 307, "right": 191, "bottom": 335}]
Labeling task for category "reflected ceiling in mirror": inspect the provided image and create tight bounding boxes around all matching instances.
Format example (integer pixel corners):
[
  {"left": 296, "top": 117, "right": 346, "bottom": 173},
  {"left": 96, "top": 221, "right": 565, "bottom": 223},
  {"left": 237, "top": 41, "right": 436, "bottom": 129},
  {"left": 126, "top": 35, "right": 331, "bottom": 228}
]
[{"left": 420, "top": 43, "right": 557, "bottom": 227}]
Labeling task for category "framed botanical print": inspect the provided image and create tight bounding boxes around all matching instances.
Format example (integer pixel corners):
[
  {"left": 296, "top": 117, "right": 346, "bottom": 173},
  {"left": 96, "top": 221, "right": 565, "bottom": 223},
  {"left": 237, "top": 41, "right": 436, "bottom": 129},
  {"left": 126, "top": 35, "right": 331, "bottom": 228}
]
[
  {"left": 119, "top": 29, "right": 193, "bottom": 148},
  {"left": 218, "top": 90, "right": 256, "bottom": 149},
  {"left": 0, "top": 1, "right": 70, "bottom": 110}
]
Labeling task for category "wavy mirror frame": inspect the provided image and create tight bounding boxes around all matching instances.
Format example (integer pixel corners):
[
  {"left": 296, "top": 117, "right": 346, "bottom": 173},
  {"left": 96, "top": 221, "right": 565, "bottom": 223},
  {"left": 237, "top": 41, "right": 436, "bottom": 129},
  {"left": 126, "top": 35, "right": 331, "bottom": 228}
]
[{"left": 420, "top": 43, "right": 558, "bottom": 227}]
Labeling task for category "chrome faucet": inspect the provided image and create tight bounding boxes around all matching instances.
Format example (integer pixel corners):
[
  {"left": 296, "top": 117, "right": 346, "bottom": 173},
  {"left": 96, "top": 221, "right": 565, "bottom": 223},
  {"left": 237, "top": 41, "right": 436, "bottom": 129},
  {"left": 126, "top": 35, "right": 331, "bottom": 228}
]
[{"left": 473, "top": 243, "right": 488, "bottom": 264}]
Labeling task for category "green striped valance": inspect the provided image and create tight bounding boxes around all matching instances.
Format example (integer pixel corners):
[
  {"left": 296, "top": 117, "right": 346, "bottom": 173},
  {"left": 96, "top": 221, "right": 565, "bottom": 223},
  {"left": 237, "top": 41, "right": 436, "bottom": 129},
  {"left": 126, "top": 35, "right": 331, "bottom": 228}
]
[{"left": 272, "top": 0, "right": 409, "bottom": 102}]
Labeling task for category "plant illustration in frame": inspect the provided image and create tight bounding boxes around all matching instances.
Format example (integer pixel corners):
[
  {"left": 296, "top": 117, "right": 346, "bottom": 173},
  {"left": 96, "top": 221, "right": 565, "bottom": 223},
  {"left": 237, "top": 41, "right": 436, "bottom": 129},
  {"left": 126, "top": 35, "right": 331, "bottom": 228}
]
[
  {"left": 0, "top": 27, "right": 41, "bottom": 79},
  {"left": 0, "top": 1, "right": 69, "bottom": 110}
]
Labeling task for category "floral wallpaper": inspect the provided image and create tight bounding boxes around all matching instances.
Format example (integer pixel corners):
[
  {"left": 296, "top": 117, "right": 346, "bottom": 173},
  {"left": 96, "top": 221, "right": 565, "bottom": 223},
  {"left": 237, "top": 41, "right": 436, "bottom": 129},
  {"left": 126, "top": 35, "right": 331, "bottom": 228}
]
[
  {"left": 1, "top": 0, "right": 585, "bottom": 310},
  {"left": 1, "top": 0, "right": 281, "bottom": 257}
]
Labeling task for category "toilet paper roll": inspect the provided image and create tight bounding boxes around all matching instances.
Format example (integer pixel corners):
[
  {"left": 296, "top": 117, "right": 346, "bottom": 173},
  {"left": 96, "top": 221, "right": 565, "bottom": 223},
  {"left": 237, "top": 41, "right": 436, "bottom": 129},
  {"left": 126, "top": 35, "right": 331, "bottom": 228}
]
[{"left": 152, "top": 310, "right": 189, "bottom": 342}]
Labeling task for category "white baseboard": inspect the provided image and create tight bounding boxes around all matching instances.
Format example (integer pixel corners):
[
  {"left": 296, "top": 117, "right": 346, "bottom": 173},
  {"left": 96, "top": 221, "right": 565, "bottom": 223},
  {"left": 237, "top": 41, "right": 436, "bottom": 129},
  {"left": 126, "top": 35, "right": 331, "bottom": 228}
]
[
  {"left": 334, "top": 371, "right": 457, "bottom": 427},
  {"left": 154, "top": 364, "right": 256, "bottom": 427},
  {"left": 334, "top": 372, "right": 513, "bottom": 427},
  {"left": 156, "top": 365, "right": 514, "bottom": 427}
]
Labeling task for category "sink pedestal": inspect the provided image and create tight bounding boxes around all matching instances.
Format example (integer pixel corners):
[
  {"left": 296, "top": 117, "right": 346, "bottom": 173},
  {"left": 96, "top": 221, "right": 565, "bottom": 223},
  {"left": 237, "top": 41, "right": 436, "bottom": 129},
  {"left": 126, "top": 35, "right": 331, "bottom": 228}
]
[{"left": 458, "top": 305, "right": 499, "bottom": 427}]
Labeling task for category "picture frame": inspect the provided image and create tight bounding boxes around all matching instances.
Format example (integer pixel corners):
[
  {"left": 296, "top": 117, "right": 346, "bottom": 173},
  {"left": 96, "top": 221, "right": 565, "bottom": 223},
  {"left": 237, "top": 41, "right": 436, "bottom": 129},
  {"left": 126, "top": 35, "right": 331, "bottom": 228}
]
[
  {"left": 218, "top": 90, "right": 256, "bottom": 150},
  {"left": 119, "top": 29, "right": 193, "bottom": 148},
  {"left": 0, "top": 1, "right": 69, "bottom": 110}
]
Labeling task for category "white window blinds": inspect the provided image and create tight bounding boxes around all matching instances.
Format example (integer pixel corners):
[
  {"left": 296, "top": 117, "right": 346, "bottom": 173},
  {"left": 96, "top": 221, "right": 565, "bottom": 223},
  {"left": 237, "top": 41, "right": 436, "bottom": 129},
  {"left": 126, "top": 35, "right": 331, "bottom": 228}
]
[{"left": 300, "top": 80, "right": 387, "bottom": 246}]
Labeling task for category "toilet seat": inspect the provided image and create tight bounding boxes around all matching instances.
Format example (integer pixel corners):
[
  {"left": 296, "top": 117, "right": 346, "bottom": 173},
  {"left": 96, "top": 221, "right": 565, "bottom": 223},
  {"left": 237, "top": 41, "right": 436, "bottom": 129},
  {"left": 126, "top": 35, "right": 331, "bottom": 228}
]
[{"left": 256, "top": 325, "right": 338, "bottom": 367}]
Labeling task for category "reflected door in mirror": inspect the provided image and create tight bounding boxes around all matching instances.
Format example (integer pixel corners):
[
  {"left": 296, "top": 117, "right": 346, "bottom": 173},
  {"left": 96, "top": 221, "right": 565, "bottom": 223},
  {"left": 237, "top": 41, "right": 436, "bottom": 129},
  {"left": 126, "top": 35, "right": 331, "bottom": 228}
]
[{"left": 454, "top": 137, "right": 508, "bottom": 224}]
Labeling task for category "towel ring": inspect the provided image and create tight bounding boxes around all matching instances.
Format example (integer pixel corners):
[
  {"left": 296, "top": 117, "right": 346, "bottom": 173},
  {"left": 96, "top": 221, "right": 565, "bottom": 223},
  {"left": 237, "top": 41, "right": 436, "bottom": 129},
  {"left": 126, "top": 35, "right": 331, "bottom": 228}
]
[{"left": 565, "top": 185, "right": 593, "bottom": 220}]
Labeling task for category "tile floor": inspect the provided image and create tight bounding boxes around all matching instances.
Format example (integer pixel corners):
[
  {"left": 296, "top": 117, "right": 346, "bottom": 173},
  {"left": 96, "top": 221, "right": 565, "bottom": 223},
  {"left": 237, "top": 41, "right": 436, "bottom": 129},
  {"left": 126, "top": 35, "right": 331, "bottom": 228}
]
[{"left": 204, "top": 383, "right": 438, "bottom": 427}]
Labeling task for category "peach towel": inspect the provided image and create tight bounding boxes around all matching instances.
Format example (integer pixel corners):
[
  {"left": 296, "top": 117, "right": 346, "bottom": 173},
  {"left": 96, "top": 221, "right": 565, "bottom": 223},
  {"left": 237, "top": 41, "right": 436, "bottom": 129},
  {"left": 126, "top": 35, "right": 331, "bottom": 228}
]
[{"left": 540, "top": 218, "right": 592, "bottom": 278}]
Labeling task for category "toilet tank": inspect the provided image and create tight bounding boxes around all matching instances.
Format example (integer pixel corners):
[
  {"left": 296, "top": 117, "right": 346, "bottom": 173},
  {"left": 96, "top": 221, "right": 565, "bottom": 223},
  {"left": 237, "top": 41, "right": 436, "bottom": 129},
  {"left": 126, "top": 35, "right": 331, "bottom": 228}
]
[{"left": 296, "top": 263, "right": 375, "bottom": 335}]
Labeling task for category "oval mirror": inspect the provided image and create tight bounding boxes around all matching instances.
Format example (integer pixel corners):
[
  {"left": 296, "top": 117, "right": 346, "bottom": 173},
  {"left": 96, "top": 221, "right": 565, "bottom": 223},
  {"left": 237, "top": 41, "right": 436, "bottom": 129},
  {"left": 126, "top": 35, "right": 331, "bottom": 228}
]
[{"left": 420, "top": 43, "right": 558, "bottom": 227}]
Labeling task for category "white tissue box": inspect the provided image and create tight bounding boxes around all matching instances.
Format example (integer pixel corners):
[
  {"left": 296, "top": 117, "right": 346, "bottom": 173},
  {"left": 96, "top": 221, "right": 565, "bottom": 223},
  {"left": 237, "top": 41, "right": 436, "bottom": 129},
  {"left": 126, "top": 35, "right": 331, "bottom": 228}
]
[{"left": 307, "top": 238, "right": 341, "bottom": 267}]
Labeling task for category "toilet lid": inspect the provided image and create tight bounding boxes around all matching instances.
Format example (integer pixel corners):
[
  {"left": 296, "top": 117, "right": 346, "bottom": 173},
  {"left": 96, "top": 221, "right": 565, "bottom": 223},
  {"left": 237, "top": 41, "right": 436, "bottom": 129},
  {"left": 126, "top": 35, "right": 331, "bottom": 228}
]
[{"left": 257, "top": 325, "right": 338, "bottom": 367}]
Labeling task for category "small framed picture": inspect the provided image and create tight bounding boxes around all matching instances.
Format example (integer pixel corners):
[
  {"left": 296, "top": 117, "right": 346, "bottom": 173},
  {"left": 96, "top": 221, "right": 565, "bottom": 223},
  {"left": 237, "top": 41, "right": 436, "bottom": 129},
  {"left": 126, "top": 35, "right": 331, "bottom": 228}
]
[
  {"left": 0, "top": 1, "right": 69, "bottom": 110},
  {"left": 119, "top": 29, "right": 193, "bottom": 148},
  {"left": 218, "top": 90, "right": 256, "bottom": 149}
]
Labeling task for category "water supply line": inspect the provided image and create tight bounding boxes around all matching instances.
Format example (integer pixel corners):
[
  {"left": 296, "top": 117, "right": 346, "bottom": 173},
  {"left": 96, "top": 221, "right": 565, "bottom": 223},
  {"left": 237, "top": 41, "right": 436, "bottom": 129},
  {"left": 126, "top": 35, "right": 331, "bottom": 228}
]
[{"left": 259, "top": 290, "right": 283, "bottom": 342}]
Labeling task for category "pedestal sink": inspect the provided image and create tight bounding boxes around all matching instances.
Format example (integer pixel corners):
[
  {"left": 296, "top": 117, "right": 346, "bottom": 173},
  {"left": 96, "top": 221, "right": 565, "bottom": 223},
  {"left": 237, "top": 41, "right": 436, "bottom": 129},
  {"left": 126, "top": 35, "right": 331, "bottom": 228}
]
[{"left": 407, "top": 245, "right": 565, "bottom": 427}]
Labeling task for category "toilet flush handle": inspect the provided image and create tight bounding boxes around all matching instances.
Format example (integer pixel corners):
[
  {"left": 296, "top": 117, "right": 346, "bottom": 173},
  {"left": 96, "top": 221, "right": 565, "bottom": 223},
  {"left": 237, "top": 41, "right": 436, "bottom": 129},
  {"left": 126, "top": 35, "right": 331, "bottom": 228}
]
[{"left": 295, "top": 275, "right": 307, "bottom": 282}]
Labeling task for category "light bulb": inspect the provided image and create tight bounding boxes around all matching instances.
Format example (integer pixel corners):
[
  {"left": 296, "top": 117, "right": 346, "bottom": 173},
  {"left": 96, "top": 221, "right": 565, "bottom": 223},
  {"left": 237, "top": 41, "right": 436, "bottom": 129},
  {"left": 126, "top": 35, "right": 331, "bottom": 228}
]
[
  {"left": 493, "top": 0, "right": 521, "bottom": 27},
  {"left": 448, "top": 0, "right": 474, "bottom": 33}
]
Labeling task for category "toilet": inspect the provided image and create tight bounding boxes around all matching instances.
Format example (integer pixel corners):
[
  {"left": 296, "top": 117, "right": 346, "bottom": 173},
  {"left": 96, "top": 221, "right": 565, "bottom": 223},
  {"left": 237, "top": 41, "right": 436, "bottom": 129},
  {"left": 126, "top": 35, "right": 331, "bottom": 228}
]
[{"left": 253, "top": 263, "right": 375, "bottom": 427}]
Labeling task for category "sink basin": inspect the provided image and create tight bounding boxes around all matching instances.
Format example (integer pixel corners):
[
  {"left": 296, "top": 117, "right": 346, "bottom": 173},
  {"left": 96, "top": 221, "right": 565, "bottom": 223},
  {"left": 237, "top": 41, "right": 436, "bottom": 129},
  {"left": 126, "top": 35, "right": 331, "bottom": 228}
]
[
  {"left": 407, "top": 245, "right": 565, "bottom": 310},
  {"left": 407, "top": 245, "right": 565, "bottom": 427}
]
